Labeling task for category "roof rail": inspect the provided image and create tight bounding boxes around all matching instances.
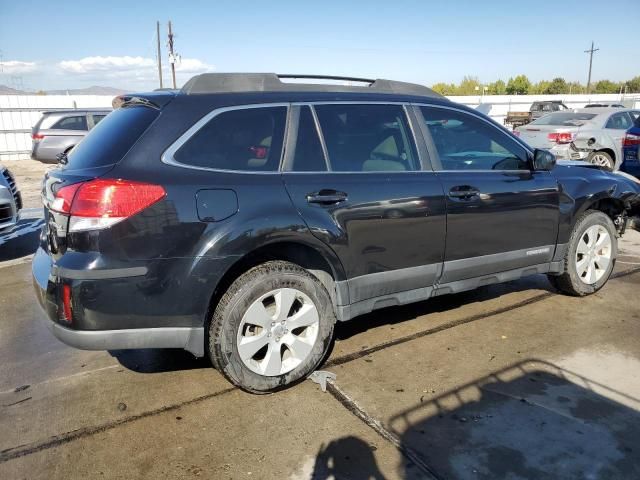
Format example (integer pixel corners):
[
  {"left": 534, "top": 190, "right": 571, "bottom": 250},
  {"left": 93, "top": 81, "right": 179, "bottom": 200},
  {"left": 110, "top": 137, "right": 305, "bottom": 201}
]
[{"left": 180, "top": 73, "right": 444, "bottom": 98}]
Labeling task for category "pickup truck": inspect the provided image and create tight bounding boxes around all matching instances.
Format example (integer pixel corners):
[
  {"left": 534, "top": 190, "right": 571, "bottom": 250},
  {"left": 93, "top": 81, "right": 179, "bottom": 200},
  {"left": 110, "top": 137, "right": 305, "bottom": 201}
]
[{"left": 505, "top": 101, "right": 568, "bottom": 128}]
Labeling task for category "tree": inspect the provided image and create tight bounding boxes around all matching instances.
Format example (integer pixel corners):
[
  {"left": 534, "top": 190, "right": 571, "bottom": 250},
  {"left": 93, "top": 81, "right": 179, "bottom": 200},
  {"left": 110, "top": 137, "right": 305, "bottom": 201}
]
[
  {"left": 487, "top": 80, "right": 506, "bottom": 95},
  {"left": 506, "top": 75, "right": 531, "bottom": 95},
  {"left": 533, "top": 80, "right": 551, "bottom": 94},
  {"left": 431, "top": 82, "right": 457, "bottom": 95},
  {"left": 594, "top": 80, "right": 620, "bottom": 94},
  {"left": 623, "top": 76, "right": 640, "bottom": 93},
  {"left": 456, "top": 75, "right": 481, "bottom": 95},
  {"left": 567, "top": 81, "right": 584, "bottom": 94},
  {"left": 545, "top": 77, "right": 569, "bottom": 94}
]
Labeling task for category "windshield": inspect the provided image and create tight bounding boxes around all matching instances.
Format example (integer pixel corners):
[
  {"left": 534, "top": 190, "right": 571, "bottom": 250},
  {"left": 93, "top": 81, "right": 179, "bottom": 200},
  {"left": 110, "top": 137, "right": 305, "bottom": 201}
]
[
  {"left": 64, "top": 106, "right": 159, "bottom": 170},
  {"left": 530, "top": 112, "right": 596, "bottom": 126}
]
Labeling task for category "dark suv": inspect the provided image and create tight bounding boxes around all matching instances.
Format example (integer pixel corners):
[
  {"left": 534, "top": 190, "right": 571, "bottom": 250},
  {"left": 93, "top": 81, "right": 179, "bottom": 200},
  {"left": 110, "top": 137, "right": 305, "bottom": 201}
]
[{"left": 33, "top": 73, "right": 640, "bottom": 392}]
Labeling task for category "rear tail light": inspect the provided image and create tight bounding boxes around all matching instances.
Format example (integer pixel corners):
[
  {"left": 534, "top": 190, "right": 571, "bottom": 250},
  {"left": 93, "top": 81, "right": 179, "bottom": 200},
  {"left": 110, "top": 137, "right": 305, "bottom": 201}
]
[
  {"left": 61, "top": 284, "right": 73, "bottom": 323},
  {"left": 249, "top": 145, "right": 269, "bottom": 159},
  {"left": 548, "top": 132, "right": 574, "bottom": 144},
  {"left": 32, "top": 133, "right": 45, "bottom": 141},
  {"left": 623, "top": 133, "right": 640, "bottom": 146},
  {"left": 512, "top": 130, "right": 520, "bottom": 137},
  {"left": 52, "top": 178, "right": 166, "bottom": 232}
]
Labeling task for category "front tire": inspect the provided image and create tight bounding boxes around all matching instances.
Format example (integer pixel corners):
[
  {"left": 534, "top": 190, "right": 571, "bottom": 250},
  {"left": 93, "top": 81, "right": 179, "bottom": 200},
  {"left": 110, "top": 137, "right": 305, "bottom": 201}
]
[
  {"left": 548, "top": 210, "right": 617, "bottom": 296},
  {"left": 209, "top": 261, "right": 335, "bottom": 393}
]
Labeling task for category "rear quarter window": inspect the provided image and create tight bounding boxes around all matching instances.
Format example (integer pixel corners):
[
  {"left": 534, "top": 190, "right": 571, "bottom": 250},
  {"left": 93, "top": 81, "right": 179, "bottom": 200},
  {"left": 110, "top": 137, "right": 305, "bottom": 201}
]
[
  {"left": 172, "top": 106, "right": 287, "bottom": 171},
  {"left": 64, "top": 107, "right": 159, "bottom": 170}
]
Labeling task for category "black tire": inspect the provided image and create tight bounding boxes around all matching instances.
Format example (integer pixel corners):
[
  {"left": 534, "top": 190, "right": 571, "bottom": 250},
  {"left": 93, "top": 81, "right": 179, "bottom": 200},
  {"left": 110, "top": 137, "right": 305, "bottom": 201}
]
[
  {"left": 587, "top": 151, "right": 614, "bottom": 171},
  {"left": 208, "top": 261, "right": 335, "bottom": 393},
  {"left": 547, "top": 210, "right": 617, "bottom": 296}
]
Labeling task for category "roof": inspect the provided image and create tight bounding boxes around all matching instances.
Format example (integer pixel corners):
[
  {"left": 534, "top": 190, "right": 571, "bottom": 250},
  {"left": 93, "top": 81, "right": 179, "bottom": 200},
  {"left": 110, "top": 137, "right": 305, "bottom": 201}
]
[
  {"left": 180, "top": 73, "right": 444, "bottom": 99},
  {"left": 41, "top": 108, "right": 112, "bottom": 115},
  {"left": 575, "top": 107, "right": 634, "bottom": 114}
]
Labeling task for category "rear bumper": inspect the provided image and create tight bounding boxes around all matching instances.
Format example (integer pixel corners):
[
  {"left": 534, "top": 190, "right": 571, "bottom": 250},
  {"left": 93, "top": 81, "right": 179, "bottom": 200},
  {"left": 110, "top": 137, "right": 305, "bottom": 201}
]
[
  {"left": 31, "top": 246, "right": 232, "bottom": 357},
  {"left": 44, "top": 318, "right": 204, "bottom": 356}
]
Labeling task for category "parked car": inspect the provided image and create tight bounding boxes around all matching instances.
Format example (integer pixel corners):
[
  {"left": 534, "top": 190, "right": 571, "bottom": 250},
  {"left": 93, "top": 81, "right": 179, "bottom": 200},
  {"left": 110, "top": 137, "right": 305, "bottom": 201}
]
[
  {"left": 515, "top": 107, "right": 640, "bottom": 170},
  {"left": 621, "top": 114, "right": 640, "bottom": 177},
  {"left": 585, "top": 103, "right": 624, "bottom": 108},
  {"left": 505, "top": 101, "right": 568, "bottom": 127},
  {"left": 0, "top": 165, "right": 22, "bottom": 232},
  {"left": 32, "top": 73, "right": 640, "bottom": 393},
  {"left": 31, "top": 109, "right": 111, "bottom": 163}
]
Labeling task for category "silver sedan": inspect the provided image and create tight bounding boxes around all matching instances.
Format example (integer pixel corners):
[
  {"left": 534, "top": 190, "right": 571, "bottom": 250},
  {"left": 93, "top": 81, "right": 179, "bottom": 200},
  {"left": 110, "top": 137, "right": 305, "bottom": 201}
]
[{"left": 515, "top": 107, "right": 640, "bottom": 170}]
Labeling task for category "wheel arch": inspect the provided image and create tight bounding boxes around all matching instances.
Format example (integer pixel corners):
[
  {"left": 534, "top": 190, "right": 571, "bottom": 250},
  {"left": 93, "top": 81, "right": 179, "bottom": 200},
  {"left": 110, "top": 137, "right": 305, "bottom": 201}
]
[{"left": 206, "top": 240, "right": 347, "bottom": 328}]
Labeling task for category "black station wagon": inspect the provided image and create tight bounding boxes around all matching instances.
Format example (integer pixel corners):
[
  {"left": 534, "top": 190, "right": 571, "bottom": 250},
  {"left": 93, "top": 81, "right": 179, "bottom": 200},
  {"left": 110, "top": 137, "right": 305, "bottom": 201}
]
[{"left": 33, "top": 73, "right": 640, "bottom": 392}]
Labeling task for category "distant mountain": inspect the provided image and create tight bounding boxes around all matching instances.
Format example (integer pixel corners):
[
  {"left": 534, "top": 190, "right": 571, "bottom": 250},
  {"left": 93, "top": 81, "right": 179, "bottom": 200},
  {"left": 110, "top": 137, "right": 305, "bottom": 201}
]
[
  {"left": 0, "top": 84, "right": 127, "bottom": 95},
  {"left": 45, "top": 86, "right": 127, "bottom": 95},
  {"left": 0, "top": 85, "right": 26, "bottom": 94}
]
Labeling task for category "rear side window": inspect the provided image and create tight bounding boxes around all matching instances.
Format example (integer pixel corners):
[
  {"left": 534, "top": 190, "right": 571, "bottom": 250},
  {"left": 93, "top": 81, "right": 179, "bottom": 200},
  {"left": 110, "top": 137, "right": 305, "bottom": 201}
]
[
  {"left": 52, "top": 115, "right": 87, "bottom": 131},
  {"left": 174, "top": 107, "right": 287, "bottom": 171},
  {"left": 314, "top": 104, "right": 418, "bottom": 172},
  {"left": 65, "top": 107, "right": 159, "bottom": 170},
  {"left": 290, "top": 107, "right": 327, "bottom": 172},
  {"left": 605, "top": 112, "right": 632, "bottom": 130}
]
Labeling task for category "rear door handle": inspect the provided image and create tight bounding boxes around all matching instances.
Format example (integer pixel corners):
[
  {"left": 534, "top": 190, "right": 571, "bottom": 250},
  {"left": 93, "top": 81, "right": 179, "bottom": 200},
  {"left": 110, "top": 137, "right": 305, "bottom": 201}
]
[
  {"left": 448, "top": 185, "right": 480, "bottom": 200},
  {"left": 306, "top": 190, "right": 348, "bottom": 205}
]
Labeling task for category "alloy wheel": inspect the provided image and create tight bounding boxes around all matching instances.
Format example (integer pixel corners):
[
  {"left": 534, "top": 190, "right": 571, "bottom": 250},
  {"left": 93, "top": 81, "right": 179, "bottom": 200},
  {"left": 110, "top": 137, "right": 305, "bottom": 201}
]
[
  {"left": 575, "top": 225, "right": 612, "bottom": 284},
  {"left": 236, "top": 288, "right": 320, "bottom": 376}
]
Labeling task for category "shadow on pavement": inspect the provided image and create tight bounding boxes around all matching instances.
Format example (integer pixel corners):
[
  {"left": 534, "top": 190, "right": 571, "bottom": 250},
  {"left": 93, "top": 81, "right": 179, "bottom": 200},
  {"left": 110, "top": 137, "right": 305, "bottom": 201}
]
[
  {"left": 0, "top": 217, "right": 44, "bottom": 262},
  {"left": 386, "top": 360, "right": 640, "bottom": 479},
  {"left": 308, "top": 361, "right": 639, "bottom": 479},
  {"left": 109, "top": 348, "right": 211, "bottom": 373}
]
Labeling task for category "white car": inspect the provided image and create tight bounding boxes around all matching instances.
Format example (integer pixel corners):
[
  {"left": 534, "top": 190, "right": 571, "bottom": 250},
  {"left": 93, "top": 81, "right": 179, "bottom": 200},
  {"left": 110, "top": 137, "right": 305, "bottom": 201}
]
[
  {"left": 515, "top": 107, "right": 640, "bottom": 170},
  {"left": 0, "top": 165, "right": 22, "bottom": 232}
]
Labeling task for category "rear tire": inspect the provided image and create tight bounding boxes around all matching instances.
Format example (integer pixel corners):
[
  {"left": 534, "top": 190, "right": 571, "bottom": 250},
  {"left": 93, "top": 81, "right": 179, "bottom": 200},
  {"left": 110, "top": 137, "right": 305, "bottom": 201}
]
[
  {"left": 208, "top": 261, "right": 335, "bottom": 393},
  {"left": 547, "top": 210, "right": 617, "bottom": 296},
  {"left": 588, "top": 151, "right": 614, "bottom": 171}
]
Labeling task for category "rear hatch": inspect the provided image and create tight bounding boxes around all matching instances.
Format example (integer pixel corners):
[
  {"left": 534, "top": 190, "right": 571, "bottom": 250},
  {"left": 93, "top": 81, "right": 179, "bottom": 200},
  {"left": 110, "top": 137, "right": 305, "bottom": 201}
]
[
  {"left": 41, "top": 102, "right": 162, "bottom": 260},
  {"left": 517, "top": 112, "right": 597, "bottom": 149}
]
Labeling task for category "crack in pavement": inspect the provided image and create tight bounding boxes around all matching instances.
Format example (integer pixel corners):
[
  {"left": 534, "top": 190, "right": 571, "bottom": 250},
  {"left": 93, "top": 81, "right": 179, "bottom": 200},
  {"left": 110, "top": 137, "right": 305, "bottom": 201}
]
[{"left": 2, "top": 266, "right": 638, "bottom": 465}]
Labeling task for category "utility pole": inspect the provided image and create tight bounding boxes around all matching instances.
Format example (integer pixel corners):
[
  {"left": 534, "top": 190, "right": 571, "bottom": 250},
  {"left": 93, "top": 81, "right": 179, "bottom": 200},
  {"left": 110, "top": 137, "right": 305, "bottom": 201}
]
[
  {"left": 167, "top": 21, "right": 177, "bottom": 89},
  {"left": 584, "top": 41, "right": 599, "bottom": 94},
  {"left": 156, "top": 21, "right": 163, "bottom": 89}
]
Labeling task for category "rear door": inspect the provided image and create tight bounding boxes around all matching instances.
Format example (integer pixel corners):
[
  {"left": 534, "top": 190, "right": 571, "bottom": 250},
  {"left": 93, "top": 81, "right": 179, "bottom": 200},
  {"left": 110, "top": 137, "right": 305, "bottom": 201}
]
[
  {"left": 282, "top": 103, "right": 446, "bottom": 307},
  {"left": 605, "top": 112, "right": 634, "bottom": 165},
  {"left": 415, "top": 104, "right": 560, "bottom": 287}
]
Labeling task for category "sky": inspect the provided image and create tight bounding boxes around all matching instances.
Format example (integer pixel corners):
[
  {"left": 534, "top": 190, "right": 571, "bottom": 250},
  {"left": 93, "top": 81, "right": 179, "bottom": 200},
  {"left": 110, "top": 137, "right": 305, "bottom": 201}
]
[{"left": 0, "top": 0, "right": 637, "bottom": 91}]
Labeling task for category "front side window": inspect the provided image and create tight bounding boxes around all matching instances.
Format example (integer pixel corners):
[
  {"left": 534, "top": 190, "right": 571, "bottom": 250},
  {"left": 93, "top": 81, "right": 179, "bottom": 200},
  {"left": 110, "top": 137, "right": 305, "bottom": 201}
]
[
  {"left": 174, "top": 106, "right": 287, "bottom": 171},
  {"left": 420, "top": 106, "right": 529, "bottom": 171},
  {"left": 605, "top": 112, "right": 632, "bottom": 130},
  {"left": 52, "top": 115, "right": 87, "bottom": 131},
  {"left": 314, "top": 104, "right": 418, "bottom": 172},
  {"left": 91, "top": 114, "right": 107, "bottom": 127}
]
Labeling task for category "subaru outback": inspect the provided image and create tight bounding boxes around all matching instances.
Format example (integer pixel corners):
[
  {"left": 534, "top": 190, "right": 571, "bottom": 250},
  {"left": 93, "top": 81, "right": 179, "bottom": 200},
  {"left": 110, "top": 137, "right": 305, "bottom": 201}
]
[{"left": 33, "top": 73, "right": 640, "bottom": 393}]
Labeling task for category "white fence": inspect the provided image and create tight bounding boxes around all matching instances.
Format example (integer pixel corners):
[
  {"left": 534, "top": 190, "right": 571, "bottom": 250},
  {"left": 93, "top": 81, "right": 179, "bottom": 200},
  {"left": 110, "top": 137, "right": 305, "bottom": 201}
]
[{"left": 1, "top": 93, "right": 640, "bottom": 161}]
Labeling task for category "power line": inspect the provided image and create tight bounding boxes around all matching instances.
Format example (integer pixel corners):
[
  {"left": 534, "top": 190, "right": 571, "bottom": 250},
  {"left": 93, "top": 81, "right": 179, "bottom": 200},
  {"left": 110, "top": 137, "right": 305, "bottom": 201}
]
[{"left": 584, "top": 41, "right": 599, "bottom": 94}]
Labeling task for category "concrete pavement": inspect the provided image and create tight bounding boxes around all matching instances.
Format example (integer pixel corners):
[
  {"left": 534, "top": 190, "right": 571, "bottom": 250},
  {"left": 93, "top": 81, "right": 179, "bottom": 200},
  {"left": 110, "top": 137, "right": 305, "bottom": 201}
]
[{"left": 1, "top": 231, "right": 640, "bottom": 479}]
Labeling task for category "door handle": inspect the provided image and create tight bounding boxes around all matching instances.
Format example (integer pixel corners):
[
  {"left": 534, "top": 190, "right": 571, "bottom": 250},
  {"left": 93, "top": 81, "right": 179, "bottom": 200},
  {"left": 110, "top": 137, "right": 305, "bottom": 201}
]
[
  {"left": 306, "top": 190, "right": 348, "bottom": 205},
  {"left": 448, "top": 185, "right": 480, "bottom": 200}
]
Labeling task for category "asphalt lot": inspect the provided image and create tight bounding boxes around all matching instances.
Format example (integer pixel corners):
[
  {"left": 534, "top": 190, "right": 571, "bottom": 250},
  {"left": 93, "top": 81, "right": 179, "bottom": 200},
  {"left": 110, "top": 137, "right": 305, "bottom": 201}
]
[{"left": 1, "top": 161, "right": 640, "bottom": 479}]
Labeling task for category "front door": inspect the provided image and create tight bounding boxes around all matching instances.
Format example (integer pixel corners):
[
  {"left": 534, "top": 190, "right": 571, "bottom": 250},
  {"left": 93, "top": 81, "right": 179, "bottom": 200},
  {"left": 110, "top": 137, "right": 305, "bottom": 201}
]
[
  {"left": 282, "top": 104, "right": 446, "bottom": 306},
  {"left": 415, "top": 105, "right": 560, "bottom": 285}
]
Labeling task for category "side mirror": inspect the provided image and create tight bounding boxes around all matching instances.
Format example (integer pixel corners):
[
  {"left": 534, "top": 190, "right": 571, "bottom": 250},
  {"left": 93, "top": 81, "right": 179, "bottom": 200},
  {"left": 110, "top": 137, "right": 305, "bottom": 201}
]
[{"left": 532, "top": 149, "right": 556, "bottom": 171}]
